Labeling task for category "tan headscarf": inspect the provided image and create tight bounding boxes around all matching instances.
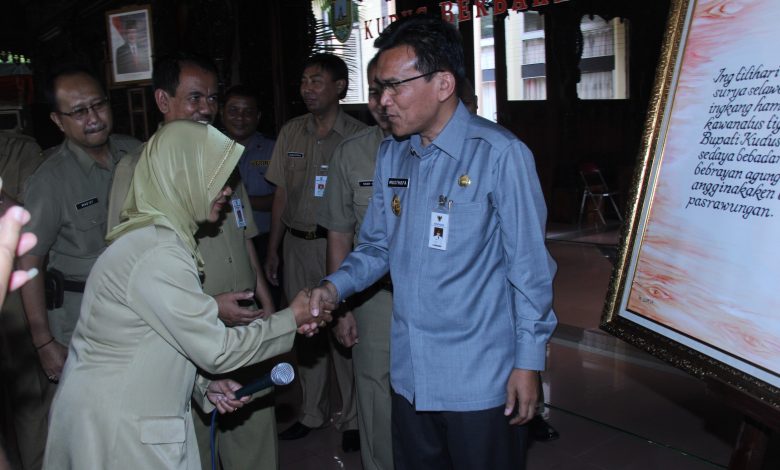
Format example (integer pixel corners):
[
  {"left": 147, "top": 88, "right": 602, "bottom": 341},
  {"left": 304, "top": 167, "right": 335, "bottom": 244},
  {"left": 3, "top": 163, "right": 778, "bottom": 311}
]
[{"left": 106, "top": 121, "right": 244, "bottom": 265}]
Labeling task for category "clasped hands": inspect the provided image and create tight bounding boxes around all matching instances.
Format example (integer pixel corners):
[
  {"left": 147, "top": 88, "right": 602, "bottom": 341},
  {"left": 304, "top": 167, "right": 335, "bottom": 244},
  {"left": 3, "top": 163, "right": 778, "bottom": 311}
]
[
  {"left": 291, "top": 282, "right": 338, "bottom": 337},
  {"left": 214, "top": 282, "right": 338, "bottom": 337}
]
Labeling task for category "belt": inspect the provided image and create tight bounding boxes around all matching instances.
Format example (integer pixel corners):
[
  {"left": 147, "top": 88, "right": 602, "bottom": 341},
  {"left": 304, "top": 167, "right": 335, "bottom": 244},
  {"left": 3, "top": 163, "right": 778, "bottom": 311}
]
[
  {"left": 286, "top": 225, "right": 327, "bottom": 240},
  {"left": 63, "top": 280, "right": 86, "bottom": 293},
  {"left": 379, "top": 274, "right": 393, "bottom": 293}
]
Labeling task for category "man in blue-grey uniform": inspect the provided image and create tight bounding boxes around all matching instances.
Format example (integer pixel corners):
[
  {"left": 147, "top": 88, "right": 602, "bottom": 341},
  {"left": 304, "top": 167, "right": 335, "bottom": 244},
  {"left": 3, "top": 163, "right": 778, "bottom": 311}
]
[
  {"left": 222, "top": 85, "right": 277, "bottom": 265},
  {"left": 310, "top": 15, "right": 557, "bottom": 470}
]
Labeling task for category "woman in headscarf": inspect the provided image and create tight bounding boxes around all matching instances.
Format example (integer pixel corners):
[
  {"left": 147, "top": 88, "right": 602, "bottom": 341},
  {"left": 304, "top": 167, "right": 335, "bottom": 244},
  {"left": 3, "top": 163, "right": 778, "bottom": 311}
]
[{"left": 43, "top": 121, "right": 322, "bottom": 470}]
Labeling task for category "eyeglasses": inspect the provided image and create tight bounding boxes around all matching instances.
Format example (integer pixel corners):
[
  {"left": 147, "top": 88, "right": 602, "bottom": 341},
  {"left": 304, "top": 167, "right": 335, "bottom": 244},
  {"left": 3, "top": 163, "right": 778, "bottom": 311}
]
[
  {"left": 373, "top": 70, "right": 442, "bottom": 96},
  {"left": 58, "top": 98, "right": 110, "bottom": 120}
]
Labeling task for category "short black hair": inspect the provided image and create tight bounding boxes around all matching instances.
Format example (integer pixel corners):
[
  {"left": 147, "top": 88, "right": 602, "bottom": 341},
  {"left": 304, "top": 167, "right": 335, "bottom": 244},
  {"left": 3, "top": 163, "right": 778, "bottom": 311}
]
[
  {"left": 153, "top": 53, "right": 218, "bottom": 96},
  {"left": 302, "top": 53, "right": 349, "bottom": 100},
  {"left": 367, "top": 55, "right": 379, "bottom": 75},
  {"left": 223, "top": 85, "right": 258, "bottom": 107},
  {"left": 45, "top": 64, "right": 103, "bottom": 112},
  {"left": 374, "top": 15, "right": 465, "bottom": 90}
]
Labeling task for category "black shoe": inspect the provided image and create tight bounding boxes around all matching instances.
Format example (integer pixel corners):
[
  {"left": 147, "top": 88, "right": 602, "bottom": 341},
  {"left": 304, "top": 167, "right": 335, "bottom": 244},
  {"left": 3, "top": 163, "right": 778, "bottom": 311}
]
[
  {"left": 342, "top": 429, "right": 360, "bottom": 452},
  {"left": 278, "top": 422, "right": 312, "bottom": 440},
  {"left": 529, "top": 416, "right": 559, "bottom": 442}
]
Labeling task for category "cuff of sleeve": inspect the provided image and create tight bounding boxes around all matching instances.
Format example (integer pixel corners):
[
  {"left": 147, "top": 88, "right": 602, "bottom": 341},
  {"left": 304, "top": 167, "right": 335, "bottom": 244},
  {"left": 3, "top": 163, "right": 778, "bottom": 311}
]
[
  {"left": 192, "top": 375, "right": 214, "bottom": 413},
  {"left": 323, "top": 271, "right": 355, "bottom": 303},
  {"left": 514, "top": 341, "right": 548, "bottom": 372}
]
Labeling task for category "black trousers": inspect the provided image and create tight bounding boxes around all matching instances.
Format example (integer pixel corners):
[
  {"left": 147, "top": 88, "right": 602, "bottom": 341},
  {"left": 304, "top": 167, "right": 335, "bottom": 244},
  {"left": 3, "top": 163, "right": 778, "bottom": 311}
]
[{"left": 392, "top": 390, "right": 528, "bottom": 470}]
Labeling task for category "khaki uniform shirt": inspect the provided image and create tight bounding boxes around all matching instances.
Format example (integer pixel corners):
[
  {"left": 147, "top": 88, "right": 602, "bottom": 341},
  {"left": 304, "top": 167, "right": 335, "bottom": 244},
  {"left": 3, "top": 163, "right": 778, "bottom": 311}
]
[
  {"left": 196, "top": 185, "right": 258, "bottom": 294},
  {"left": 318, "top": 126, "right": 385, "bottom": 244},
  {"left": 0, "top": 130, "right": 44, "bottom": 202},
  {"left": 44, "top": 225, "right": 297, "bottom": 470},
  {"left": 265, "top": 108, "right": 366, "bottom": 231},
  {"left": 24, "top": 135, "right": 141, "bottom": 281},
  {"left": 107, "top": 146, "right": 260, "bottom": 296}
]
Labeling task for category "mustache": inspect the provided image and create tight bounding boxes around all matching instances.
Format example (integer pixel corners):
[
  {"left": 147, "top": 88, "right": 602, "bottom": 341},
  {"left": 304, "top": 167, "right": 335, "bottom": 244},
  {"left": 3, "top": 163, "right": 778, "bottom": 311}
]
[{"left": 84, "top": 123, "right": 107, "bottom": 134}]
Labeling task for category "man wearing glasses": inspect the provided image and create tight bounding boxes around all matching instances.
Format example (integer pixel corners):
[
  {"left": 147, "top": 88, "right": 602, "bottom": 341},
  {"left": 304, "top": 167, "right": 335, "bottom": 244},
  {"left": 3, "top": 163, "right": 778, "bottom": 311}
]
[
  {"left": 310, "top": 16, "right": 557, "bottom": 469},
  {"left": 17, "top": 65, "right": 140, "bottom": 464}
]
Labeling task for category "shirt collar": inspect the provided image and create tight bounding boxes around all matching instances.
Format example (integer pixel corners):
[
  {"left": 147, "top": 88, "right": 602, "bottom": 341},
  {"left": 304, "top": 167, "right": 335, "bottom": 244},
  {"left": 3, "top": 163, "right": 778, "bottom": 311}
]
[
  {"left": 410, "top": 101, "right": 470, "bottom": 161},
  {"left": 305, "top": 107, "right": 350, "bottom": 138},
  {"left": 66, "top": 136, "right": 120, "bottom": 175}
]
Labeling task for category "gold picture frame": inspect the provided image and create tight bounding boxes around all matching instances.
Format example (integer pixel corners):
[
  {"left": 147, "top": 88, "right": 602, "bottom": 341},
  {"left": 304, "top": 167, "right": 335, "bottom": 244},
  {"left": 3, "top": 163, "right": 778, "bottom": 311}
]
[
  {"left": 106, "top": 5, "right": 153, "bottom": 86},
  {"left": 601, "top": 0, "right": 780, "bottom": 407}
]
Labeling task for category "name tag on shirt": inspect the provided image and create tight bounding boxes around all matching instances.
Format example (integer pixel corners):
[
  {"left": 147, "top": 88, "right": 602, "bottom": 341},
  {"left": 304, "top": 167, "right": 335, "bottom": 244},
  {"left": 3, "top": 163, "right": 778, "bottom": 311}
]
[
  {"left": 231, "top": 198, "right": 246, "bottom": 228},
  {"left": 287, "top": 152, "right": 304, "bottom": 158},
  {"left": 358, "top": 180, "right": 373, "bottom": 187},
  {"left": 75, "top": 197, "right": 99, "bottom": 210},
  {"left": 428, "top": 211, "right": 449, "bottom": 250},
  {"left": 388, "top": 178, "right": 409, "bottom": 188},
  {"left": 250, "top": 160, "right": 270, "bottom": 167}
]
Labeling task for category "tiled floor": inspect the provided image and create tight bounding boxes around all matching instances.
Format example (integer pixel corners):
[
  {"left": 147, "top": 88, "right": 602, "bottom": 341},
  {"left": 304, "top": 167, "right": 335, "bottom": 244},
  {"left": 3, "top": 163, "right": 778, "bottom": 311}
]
[{"left": 272, "top": 223, "right": 771, "bottom": 469}]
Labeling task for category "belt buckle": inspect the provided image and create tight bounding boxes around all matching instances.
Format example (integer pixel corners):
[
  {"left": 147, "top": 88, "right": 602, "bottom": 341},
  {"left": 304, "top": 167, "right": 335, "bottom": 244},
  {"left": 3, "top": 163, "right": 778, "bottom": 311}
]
[{"left": 304, "top": 231, "right": 316, "bottom": 240}]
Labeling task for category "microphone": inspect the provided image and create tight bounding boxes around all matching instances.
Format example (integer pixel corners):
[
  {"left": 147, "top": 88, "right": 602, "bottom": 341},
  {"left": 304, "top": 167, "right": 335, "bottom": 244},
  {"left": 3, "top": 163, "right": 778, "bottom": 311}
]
[{"left": 234, "top": 362, "right": 295, "bottom": 399}]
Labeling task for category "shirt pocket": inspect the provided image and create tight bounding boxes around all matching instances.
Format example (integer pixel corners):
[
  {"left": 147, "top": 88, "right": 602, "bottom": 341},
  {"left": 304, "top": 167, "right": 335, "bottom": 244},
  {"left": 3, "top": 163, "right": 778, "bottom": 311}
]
[
  {"left": 444, "top": 201, "right": 490, "bottom": 249},
  {"left": 139, "top": 416, "right": 186, "bottom": 444},
  {"left": 138, "top": 416, "right": 187, "bottom": 467},
  {"left": 73, "top": 201, "right": 106, "bottom": 233},
  {"left": 353, "top": 187, "right": 373, "bottom": 208}
]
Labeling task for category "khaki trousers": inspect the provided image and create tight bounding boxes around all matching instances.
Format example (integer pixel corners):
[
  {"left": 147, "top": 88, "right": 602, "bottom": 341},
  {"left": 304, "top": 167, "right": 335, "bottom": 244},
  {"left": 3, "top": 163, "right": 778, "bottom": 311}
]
[
  {"left": 282, "top": 232, "right": 356, "bottom": 430},
  {"left": 0, "top": 291, "right": 56, "bottom": 470},
  {"left": 192, "top": 362, "right": 278, "bottom": 470},
  {"left": 352, "top": 288, "right": 393, "bottom": 470}
]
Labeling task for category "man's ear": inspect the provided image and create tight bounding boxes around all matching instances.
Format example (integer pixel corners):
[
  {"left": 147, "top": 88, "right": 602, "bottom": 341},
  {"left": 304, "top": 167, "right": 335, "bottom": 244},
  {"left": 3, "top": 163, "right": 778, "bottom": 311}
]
[
  {"left": 336, "top": 79, "right": 346, "bottom": 96},
  {"left": 436, "top": 71, "right": 457, "bottom": 103},
  {"left": 154, "top": 89, "right": 170, "bottom": 114},
  {"left": 49, "top": 112, "right": 65, "bottom": 133}
]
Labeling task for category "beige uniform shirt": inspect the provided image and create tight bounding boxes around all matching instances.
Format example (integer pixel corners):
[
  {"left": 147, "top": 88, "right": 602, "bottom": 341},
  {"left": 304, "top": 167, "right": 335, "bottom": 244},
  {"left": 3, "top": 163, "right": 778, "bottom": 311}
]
[
  {"left": 44, "top": 225, "right": 297, "bottom": 470},
  {"left": 318, "top": 126, "right": 385, "bottom": 244},
  {"left": 24, "top": 135, "right": 141, "bottom": 281},
  {"left": 265, "top": 108, "right": 366, "bottom": 231},
  {"left": 196, "top": 184, "right": 258, "bottom": 295},
  {"left": 0, "top": 130, "right": 44, "bottom": 202},
  {"left": 107, "top": 145, "right": 259, "bottom": 296}
]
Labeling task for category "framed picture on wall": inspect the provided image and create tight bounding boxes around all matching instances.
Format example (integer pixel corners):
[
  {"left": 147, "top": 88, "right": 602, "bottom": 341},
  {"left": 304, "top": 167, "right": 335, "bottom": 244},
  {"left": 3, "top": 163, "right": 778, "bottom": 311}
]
[
  {"left": 106, "top": 5, "right": 153, "bottom": 85},
  {"left": 601, "top": 0, "right": 780, "bottom": 406}
]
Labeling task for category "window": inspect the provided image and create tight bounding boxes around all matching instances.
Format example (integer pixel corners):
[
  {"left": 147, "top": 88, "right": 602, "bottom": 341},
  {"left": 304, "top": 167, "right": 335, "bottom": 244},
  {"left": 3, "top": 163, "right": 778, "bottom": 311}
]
[
  {"left": 505, "top": 11, "right": 547, "bottom": 101},
  {"left": 577, "top": 15, "right": 629, "bottom": 100},
  {"left": 472, "top": 5, "right": 497, "bottom": 121},
  {"left": 310, "top": 0, "right": 398, "bottom": 104}
]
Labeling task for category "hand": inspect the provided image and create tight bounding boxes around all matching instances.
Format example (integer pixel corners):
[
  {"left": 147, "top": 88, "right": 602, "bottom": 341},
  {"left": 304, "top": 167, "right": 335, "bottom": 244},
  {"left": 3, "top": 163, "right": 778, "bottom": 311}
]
[
  {"left": 0, "top": 204, "right": 38, "bottom": 306},
  {"left": 333, "top": 311, "right": 358, "bottom": 348},
  {"left": 215, "top": 291, "right": 264, "bottom": 326},
  {"left": 255, "top": 278, "right": 275, "bottom": 320},
  {"left": 206, "top": 379, "right": 250, "bottom": 414},
  {"left": 290, "top": 289, "right": 333, "bottom": 337},
  {"left": 309, "top": 282, "right": 338, "bottom": 319},
  {"left": 263, "top": 252, "right": 279, "bottom": 287},
  {"left": 504, "top": 369, "right": 539, "bottom": 425},
  {"left": 37, "top": 339, "right": 68, "bottom": 383}
]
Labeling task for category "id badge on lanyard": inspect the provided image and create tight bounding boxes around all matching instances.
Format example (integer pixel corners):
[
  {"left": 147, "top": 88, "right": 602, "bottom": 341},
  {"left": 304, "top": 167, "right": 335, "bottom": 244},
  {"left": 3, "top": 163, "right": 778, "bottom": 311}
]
[
  {"left": 231, "top": 198, "right": 247, "bottom": 228},
  {"left": 428, "top": 195, "right": 451, "bottom": 251}
]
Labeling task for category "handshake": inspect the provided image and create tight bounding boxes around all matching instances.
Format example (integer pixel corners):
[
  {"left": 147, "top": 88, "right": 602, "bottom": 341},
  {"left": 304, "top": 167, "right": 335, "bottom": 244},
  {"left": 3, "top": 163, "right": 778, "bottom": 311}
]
[
  {"left": 215, "top": 282, "right": 340, "bottom": 337},
  {"left": 289, "top": 281, "right": 340, "bottom": 337}
]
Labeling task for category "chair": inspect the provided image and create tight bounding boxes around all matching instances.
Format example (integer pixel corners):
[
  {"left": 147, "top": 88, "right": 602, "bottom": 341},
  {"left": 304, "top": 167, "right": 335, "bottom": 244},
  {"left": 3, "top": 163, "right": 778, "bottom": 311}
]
[{"left": 578, "top": 162, "right": 623, "bottom": 227}]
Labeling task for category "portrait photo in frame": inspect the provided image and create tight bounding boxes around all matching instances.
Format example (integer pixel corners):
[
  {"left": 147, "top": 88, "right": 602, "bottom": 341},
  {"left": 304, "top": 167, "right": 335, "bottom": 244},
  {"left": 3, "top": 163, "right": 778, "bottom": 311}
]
[
  {"left": 106, "top": 6, "right": 153, "bottom": 85},
  {"left": 601, "top": 0, "right": 780, "bottom": 408}
]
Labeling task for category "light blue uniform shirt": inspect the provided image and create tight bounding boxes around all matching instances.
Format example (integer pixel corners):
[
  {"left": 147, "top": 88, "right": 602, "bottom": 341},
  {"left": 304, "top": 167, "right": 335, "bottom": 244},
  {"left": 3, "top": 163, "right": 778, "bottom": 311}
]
[
  {"left": 327, "top": 103, "right": 557, "bottom": 412},
  {"left": 236, "top": 132, "right": 275, "bottom": 234}
]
